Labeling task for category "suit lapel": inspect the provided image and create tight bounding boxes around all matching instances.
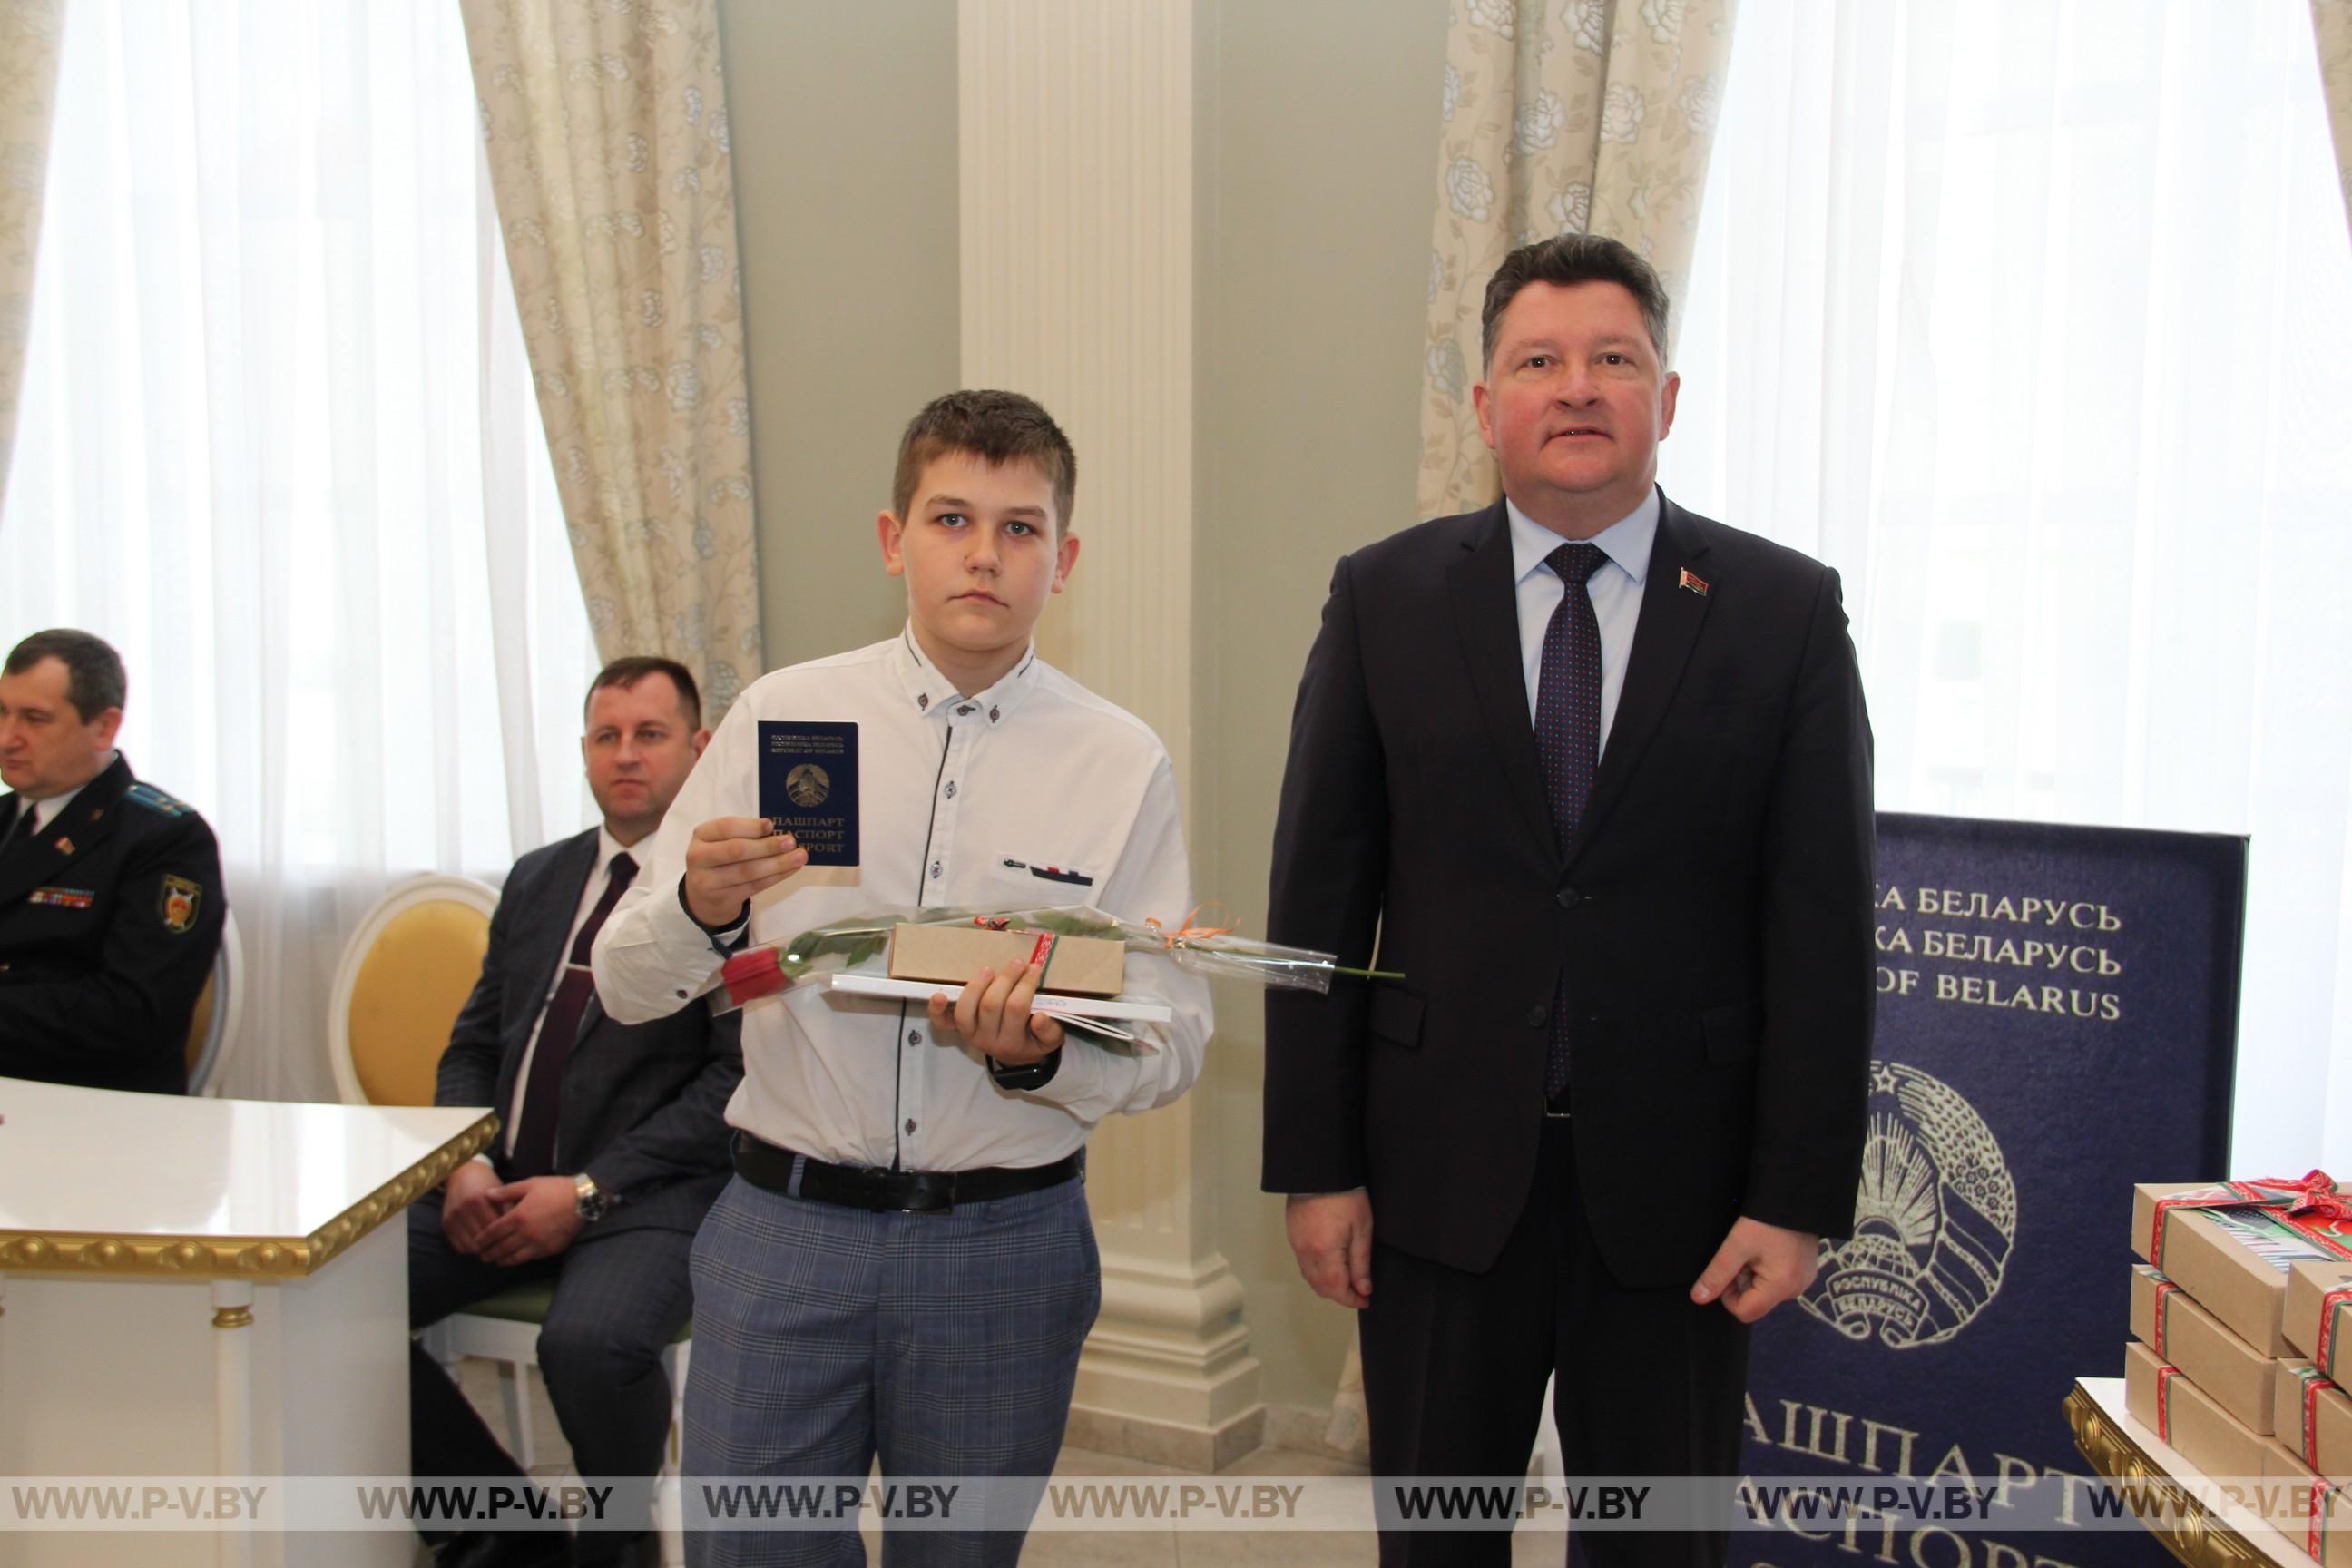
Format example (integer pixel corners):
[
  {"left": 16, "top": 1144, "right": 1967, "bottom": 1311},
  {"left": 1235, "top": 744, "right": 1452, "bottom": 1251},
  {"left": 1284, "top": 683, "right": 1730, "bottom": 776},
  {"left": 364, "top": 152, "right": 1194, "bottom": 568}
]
[
  {"left": 1568, "top": 495, "right": 1714, "bottom": 861},
  {"left": 1446, "top": 503, "right": 1559, "bottom": 867}
]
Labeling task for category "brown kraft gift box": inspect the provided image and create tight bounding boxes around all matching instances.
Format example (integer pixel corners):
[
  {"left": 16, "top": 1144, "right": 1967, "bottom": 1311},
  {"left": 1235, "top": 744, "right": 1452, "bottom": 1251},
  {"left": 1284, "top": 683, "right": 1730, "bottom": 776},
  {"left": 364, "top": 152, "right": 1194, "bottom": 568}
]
[
  {"left": 2288, "top": 1260, "right": 2352, "bottom": 1385},
  {"left": 2132, "top": 1263, "right": 2278, "bottom": 1433},
  {"left": 2278, "top": 1359, "right": 2352, "bottom": 1491},
  {"left": 2132, "top": 1184, "right": 2352, "bottom": 1357},
  {"left": 888, "top": 922, "right": 1127, "bottom": 999},
  {"left": 2265, "top": 1444, "right": 2352, "bottom": 1565},
  {"left": 2127, "top": 1341, "right": 2275, "bottom": 1481}
]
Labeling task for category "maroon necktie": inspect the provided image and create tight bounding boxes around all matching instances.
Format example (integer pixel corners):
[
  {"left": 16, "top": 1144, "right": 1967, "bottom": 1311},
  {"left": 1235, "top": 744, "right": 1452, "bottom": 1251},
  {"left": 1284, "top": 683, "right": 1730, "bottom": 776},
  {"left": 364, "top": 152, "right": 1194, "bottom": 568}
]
[
  {"left": 1534, "top": 544, "right": 1609, "bottom": 1102},
  {"left": 510, "top": 850, "right": 636, "bottom": 1177}
]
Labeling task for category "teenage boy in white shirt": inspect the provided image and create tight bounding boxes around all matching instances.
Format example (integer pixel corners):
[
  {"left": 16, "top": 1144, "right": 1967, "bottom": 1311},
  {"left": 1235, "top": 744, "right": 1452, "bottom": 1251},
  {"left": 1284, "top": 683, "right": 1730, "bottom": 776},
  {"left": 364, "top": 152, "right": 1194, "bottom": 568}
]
[{"left": 594, "top": 389, "right": 1211, "bottom": 1568}]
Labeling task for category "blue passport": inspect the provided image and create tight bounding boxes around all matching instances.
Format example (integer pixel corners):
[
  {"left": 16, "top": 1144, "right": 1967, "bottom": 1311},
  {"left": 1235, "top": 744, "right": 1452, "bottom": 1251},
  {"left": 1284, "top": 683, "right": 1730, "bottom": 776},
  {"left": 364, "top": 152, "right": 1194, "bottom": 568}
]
[{"left": 757, "top": 721, "right": 859, "bottom": 867}]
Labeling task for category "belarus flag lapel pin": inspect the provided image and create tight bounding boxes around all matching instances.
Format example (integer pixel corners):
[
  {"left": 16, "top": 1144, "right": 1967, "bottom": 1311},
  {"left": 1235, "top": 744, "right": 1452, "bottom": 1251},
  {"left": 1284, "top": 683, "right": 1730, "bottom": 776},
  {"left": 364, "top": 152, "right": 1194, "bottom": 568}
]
[{"left": 1678, "top": 568, "right": 1711, "bottom": 597}]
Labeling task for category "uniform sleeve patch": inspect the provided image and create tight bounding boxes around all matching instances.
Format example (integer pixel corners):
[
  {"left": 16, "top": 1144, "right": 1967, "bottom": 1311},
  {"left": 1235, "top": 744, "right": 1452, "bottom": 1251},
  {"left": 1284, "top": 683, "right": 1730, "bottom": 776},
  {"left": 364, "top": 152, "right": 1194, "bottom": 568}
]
[
  {"left": 124, "top": 783, "right": 190, "bottom": 818},
  {"left": 160, "top": 875, "right": 202, "bottom": 934}
]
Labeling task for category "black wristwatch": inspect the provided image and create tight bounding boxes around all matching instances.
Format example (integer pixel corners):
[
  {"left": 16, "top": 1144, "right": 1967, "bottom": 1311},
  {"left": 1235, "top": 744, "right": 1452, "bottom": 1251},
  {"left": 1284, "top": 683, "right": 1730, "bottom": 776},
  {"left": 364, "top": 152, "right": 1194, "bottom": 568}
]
[
  {"left": 677, "top": 877, "right": 750, "bottom": 956},
  {"left": 986, "top": 1048, "right": 1063, "bottom": 1092}
]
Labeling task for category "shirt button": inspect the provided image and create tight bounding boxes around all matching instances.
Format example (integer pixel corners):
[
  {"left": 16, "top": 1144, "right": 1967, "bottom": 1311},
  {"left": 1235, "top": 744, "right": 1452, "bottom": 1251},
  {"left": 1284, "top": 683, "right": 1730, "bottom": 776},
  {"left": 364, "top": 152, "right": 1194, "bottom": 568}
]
[
  {"left": 908, "top": 1030, "right": 923, "bottom": 1045},
  {"left": 1556, "top": 888, "right": 1583, "bottom": 908},
  {"left": 905, "top": 1119, "right": 917, "bottom": 1135},
  {"left": 988, "top": 707, "right": 1000, "bottom": 721},
  {"left": 930, "top": 861, "right": 942, "bottom": 879},
  {"left": 944, "top": 781, "right": 956, "bottom": 799},
  {"left": 957, "top": 703, "right": 975, "bottom": 715},
  {"left": 1526, "top": 1004, "right": 1549, "bottom": 1028},
  {"left": 918, "top": 694, "right": 929, "bottom": 710}
]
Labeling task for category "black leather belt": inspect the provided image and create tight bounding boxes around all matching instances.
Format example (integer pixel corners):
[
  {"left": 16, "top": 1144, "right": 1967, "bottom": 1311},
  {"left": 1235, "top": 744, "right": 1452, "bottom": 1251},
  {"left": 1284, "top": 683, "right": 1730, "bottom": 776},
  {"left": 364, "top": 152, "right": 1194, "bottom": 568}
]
[{"left": 734, "top": 1132, "right": 1083, "bottom": 1214}]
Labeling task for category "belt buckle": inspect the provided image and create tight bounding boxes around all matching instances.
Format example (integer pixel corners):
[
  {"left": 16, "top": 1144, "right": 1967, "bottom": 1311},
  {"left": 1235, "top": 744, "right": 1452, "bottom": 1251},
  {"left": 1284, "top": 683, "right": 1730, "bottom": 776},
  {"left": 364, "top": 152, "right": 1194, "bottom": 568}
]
[{"left": 890, "top": 1171, "right": 956, "bottom": 1215}]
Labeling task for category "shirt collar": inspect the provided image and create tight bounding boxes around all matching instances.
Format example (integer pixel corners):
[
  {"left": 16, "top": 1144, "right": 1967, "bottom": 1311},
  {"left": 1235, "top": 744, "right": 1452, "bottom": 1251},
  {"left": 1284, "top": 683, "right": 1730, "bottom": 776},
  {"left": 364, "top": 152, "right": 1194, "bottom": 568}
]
[
  {"left": 888, "top": 625, "right": 1043, "bottom": 730},
  {"left": 18, "top": 751, "right": 116, "bottom": 832},
  {"left": 1505, "top": 487, "right": 1660, "bottom": 589},
  {"left": 594, "top": 823, "right": 634, "bottom": 877}
]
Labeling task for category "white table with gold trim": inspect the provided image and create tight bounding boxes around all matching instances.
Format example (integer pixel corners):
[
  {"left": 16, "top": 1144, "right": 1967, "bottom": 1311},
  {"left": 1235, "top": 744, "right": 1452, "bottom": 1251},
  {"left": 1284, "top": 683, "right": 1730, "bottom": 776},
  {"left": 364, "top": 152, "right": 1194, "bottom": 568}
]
[
  {"left": 2068, "top": 1376, "right": 2314, "bottom": 1568},
  {"left": 0, "top": 1075, "right": 495, "bottom": 1568}
]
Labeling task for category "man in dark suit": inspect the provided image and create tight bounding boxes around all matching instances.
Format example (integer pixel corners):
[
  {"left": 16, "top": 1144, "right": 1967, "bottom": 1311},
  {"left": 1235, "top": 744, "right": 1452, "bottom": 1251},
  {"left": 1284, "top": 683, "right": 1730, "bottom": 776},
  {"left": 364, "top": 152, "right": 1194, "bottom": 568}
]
[
  {"left": 411, "top": 656, "right": 742, "bottom": 1568},
  {"left": 1264, "top": 235, "right": 1874, "bottom": 1567},
  {"left": 0, "top": 628, "right": 224, "bottom": 1092}
]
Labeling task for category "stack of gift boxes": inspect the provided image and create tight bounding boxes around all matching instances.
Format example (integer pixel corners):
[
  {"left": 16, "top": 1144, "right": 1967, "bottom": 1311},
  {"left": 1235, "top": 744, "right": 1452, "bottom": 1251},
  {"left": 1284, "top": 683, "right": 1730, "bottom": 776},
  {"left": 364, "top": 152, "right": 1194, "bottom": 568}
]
[{"left": 2128, "top": 1180, "right": 2352, "bottom": 1563}]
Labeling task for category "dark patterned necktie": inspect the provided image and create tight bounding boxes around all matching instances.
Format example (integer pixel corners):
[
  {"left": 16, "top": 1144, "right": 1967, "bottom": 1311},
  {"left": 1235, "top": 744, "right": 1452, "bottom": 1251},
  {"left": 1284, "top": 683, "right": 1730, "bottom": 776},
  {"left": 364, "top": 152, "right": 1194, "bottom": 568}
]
[
  {"left": 510, "top": 850, "right": 636, "bottom": 1177},
  {"left": 1534, "top": 543, "right": 1610, "bottom": 1102}
]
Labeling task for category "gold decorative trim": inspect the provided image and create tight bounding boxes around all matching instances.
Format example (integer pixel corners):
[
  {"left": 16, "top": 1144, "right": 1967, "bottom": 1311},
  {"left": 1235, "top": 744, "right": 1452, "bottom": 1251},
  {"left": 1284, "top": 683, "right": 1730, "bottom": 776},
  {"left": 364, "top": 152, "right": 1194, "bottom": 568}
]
[
  {"left": 0, "top": 1113, "right": 497, "bottom": 1280},
  {"left": 211, "top": 1305, "right": 253, "bottom": 1329},
  {"left": 2065, "top": 1385, "right": 2292, "bottom": 1568}
]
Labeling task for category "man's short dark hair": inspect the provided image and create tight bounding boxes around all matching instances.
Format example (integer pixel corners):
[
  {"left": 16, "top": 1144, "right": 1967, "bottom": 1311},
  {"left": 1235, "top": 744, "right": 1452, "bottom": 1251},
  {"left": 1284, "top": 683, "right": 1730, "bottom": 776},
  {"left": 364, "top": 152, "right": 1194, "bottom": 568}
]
[
  {"left": 585, "top": 656, "right": 701, "bottom": 730},
  {"left": 891, "top": 389, "right": 1078, "bottom": 534},
  {"left": 1480, "top": 233, "right": 1672, "bottom": 371},
  {"left": 5, "top": 629, "right": 126, "bottom": 720}
]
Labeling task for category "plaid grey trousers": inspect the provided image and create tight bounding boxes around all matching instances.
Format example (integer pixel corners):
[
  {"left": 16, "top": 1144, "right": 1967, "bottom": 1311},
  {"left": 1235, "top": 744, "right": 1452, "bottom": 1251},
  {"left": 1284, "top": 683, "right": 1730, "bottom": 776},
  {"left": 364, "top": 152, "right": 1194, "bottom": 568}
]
[{"left": 683, "top": 1164, "right": 1101, "bottom": 1567}]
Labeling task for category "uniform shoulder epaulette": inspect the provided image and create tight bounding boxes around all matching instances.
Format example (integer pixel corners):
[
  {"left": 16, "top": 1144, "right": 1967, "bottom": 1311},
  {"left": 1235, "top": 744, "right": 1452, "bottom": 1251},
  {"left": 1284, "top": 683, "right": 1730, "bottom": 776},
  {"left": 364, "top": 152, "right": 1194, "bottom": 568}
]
[{"left": 123, "top": 782, "right": 191, "bottom": 818}]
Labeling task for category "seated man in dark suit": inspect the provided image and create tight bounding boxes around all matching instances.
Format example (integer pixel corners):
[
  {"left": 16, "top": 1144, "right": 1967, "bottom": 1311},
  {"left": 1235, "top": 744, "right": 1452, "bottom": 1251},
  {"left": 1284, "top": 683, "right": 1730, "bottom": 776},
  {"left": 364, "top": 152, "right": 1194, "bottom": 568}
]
[
  {"left": 410, "top": 656, "right": 743, "bottom": 1568},
  {"left": 0, "top": 628, "right": 224, "bottom": 1092}
]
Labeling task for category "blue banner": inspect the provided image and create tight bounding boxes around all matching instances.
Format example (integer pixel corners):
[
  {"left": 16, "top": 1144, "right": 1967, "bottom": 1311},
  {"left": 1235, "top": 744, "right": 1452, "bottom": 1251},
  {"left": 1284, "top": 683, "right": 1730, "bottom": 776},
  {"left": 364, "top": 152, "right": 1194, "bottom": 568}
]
[{"left": 1735, "top": 812, "right": 2245, "bottom": 1568}]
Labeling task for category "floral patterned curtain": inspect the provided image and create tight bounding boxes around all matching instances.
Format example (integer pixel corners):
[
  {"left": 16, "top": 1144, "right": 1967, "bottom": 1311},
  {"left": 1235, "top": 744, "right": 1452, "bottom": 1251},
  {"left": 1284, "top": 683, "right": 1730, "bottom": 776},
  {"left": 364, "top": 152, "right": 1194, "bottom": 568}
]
[
  {"left": 460, "top": 0, "right": 760, "bottom": 719},
  {"left": 2318, "top": 0, "right": 2352, "bottom": 236},
  {"left": 0, "top": 0, "right": 60, "bottom": 514},
  {"left": 1418, "top": 0, "right": 1740, "bottom": 517}
]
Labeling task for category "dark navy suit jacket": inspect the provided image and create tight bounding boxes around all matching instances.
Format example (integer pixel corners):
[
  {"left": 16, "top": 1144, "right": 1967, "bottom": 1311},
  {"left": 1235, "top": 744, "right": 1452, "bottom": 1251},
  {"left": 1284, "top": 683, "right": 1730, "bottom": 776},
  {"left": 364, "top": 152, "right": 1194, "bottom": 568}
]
[
  {"left": 436, "top": 827, "right": 740, "bottom": 1237},
  {"left": 1263, "top": 492, "right": 1876, "bottom": 1289}
]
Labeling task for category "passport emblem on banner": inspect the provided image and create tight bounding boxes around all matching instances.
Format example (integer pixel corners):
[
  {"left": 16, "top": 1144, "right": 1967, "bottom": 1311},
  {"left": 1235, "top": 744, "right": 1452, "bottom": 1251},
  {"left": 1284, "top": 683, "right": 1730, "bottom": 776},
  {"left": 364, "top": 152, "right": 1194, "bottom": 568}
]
[
  {"left": 1799, "top": 1059, "right": 2016, "bottom": 1348},
  {"left": 759, "top": 722, "right": 858, "bottom": 867}
]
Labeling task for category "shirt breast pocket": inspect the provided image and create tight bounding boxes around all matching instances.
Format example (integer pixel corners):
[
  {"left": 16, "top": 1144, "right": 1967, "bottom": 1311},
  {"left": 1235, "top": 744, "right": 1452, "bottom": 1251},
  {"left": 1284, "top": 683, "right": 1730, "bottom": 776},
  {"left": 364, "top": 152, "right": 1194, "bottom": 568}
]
[{"left": 988, "top": 848, "right": 1098, "bottom": 893}]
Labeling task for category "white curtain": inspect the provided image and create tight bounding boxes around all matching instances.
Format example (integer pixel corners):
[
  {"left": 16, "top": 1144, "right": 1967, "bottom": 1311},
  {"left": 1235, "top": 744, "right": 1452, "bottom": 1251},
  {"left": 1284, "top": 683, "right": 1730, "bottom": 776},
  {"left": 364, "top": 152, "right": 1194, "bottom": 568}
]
[
  {"left": 1658, "top": 0, "right": 2352, "bottom": 1169},
  {"left": 0, "top": 0, "right": 600, "bottom": 1102}
]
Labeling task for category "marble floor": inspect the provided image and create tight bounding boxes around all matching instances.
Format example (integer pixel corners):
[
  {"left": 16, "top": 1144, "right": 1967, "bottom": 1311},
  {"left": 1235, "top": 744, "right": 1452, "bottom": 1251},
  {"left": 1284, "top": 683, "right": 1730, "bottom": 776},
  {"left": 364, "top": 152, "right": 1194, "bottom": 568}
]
[{"left": 426, "top": 1358, "right": 1567, "bottom": 1566}]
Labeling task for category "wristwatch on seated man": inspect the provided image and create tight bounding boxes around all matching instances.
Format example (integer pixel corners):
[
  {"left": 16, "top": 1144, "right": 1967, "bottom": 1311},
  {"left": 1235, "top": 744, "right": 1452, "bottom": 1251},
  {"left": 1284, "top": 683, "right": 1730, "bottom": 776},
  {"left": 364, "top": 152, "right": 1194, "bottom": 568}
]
[{"left": 573, "top": 1171, "right": 617, "bottom": 1223}]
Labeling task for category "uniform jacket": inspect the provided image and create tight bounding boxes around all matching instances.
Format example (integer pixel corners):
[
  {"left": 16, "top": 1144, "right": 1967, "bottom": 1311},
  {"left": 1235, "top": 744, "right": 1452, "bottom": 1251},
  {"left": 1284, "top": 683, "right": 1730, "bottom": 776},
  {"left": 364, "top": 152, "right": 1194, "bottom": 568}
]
[{"left": 0, "top": 753, "right": 225, "bottom": 1094}]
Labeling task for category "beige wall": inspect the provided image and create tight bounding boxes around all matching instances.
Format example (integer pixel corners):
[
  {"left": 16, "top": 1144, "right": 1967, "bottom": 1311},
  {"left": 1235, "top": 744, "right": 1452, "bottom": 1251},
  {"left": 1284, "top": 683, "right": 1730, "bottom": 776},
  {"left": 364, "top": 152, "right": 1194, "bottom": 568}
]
[
  {"left": 720, "top": 0, "right": 960, "bottom": 669},
  {"left": 1195, "top": 0, "right": 1448, "bottom": 1414},
  {"left": 727, "top": 0, "right": 1447, "bottom": 1418}
]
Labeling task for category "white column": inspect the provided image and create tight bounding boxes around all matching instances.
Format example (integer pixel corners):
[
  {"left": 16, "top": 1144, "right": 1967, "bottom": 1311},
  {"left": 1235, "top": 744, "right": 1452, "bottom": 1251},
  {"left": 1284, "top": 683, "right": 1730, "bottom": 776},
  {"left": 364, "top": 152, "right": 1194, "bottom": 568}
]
[{"left": 959, "top": 0, "right": 1261, "bottom": 1470}]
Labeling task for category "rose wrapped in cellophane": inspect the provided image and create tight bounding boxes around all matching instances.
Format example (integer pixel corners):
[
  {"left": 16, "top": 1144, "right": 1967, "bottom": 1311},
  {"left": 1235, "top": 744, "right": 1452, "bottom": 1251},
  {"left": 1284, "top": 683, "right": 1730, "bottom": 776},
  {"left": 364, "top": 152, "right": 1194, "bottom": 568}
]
[{"left": 707, "top": 903, "right": 1397, "bottom": 1014}]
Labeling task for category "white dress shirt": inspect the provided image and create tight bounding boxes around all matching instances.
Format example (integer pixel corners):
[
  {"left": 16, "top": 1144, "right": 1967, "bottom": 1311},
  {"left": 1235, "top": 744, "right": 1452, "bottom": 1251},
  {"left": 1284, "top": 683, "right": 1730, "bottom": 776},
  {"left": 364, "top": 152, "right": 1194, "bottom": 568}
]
[
  {"left": 593, "top": 631, "right": 1212, "bottom": 1173},
  {"left": 497, "top": 824, "right": 633, "bottom": 1160},
  {"left": 1507, "top": 487, "right": 1660, "bottom": 750},
  {"left": 4, "top": 750, "right": 116, "bottom": 841}
]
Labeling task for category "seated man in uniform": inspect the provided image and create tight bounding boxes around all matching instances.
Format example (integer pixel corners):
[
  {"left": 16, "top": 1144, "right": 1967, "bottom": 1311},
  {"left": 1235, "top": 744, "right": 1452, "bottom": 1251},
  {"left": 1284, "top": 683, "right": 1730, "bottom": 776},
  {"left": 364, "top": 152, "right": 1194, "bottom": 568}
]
[
  {"left": 0, "top": 628, "right": 224, "bottom": 1092},
  {"left": 409, "top": 656, "right": 743, "bottom": 1568}
]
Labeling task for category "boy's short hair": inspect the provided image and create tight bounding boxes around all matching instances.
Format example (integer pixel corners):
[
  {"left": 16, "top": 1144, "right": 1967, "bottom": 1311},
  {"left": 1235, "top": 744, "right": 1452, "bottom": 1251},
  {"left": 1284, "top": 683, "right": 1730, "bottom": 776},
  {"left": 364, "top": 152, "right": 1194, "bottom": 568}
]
[{"left": 891, "top": 390, "right": 1078, "bottom": 534}]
